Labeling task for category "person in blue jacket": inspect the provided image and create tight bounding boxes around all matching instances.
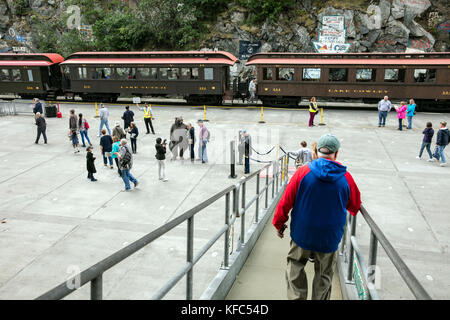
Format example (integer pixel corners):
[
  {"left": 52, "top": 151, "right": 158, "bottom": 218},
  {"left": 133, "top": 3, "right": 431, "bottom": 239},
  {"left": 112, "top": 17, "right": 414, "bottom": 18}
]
[
  {"left": 273, "top": 134, "right": 361, "bottom": 300},
  {"left": 406, "top": 99, "right": 416, "bottom": 129},
  {"left": 128, "top": 122, "right": 139, "bottom": 154},
  {"left": 33, "top": 98, "right": 43, "bottom": 114}
]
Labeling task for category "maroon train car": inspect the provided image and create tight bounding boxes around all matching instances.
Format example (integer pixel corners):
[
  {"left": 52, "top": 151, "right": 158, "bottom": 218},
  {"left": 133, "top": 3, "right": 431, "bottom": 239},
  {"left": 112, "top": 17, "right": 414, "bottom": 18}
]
[
  {"left": 246, "top": 52, "right": 450, "bottom": 110},
  {"left": 0, "top": 53, "right": 64, "bottom": 100},
  {"left": 61, "top": 51, "right": 238, "bottom": 104}
]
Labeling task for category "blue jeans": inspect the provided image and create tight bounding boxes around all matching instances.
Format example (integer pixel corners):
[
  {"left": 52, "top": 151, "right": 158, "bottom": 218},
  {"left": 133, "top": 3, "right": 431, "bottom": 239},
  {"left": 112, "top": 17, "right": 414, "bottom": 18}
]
[
  {"left": 99, "top": 119, "right": 111, "bottom": 136},
  {"left": 398, "top": 119, "right": 403, "bottom": 130},
  {"left": 419, "top": 142, "right": 432, "bottom": 159},
  {"left": 102, "top": 152, "right": 113, "bottom": 166},
  {"left": 200, "top": 140, "right": 208, "bottom": 163},
  {"left": 80, "top": 129, "right": 91, "bottom": 146},
  {"left": 407, "top": 116, "right": 413, "bottom": 129},
  {"left": 378, "top": 111, "right": 387, "bottom": 126},
  {"left": 121, "top": 169, "right": 138, "bottom": 190},
  {"left": 435, "top": 145, "right": 447, "bottom": 164}
]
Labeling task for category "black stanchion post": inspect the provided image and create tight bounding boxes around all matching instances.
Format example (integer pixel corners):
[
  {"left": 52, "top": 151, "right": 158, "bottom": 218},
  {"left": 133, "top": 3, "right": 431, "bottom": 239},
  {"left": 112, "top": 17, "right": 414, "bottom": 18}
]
[{"left": 229, "top": 140, "right": 237, "bottom": 179}]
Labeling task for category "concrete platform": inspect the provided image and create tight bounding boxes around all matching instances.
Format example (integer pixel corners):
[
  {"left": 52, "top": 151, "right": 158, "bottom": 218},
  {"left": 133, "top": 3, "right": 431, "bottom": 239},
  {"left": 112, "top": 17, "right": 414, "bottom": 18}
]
[{"left": 0, "top": 101, "right": 449, "bottom": 300}]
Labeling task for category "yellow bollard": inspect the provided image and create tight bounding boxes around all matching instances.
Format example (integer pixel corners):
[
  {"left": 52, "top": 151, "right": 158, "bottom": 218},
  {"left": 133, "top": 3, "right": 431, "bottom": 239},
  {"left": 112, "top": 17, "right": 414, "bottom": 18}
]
[
  {"left": 258, "top": 106, "right": 265, "bottom": 123},
  {"left": 203, "top": 105, "right": 209, "bottom": 122},
  {"left": 318, "top": 107, "right": 326, "bottom": 126},
  {"left": 94, "top": 102, "right": 99, "bottom": 118}
]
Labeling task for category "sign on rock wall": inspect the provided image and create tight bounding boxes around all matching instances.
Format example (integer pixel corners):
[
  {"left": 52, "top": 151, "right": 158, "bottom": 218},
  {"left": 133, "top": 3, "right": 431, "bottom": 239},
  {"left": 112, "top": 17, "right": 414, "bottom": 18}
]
[{"left": 313, "top": 15, "right": 351, "bottom": 53}]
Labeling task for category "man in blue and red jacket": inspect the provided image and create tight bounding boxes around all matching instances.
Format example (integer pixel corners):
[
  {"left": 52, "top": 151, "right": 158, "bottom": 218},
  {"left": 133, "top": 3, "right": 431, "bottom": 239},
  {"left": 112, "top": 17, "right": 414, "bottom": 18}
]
[{"left": 273, "top": 134, "right": 361, "bottom": 300}]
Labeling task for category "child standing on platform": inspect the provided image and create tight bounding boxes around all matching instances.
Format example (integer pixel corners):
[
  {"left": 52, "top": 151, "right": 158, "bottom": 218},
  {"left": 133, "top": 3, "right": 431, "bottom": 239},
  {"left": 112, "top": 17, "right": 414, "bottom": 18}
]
[{"left": 86, "top": 146, "right": 97, "bottom": 182}]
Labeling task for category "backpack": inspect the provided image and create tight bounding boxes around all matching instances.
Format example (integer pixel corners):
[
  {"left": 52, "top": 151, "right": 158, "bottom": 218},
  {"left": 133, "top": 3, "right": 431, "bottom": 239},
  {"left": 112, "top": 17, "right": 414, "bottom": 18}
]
[
  {"left": 121, "top": 147, "right": 132, "bottom": 167},
  {"left": 206, "top": 128, "right": 211, "bottom": 142},
  {"left": 85, "top": 120, "right": 90, "bottom": 130}
]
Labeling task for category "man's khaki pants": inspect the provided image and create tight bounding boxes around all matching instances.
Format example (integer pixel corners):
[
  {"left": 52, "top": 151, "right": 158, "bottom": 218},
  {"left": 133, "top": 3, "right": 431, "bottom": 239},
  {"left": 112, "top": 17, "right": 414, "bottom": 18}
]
[{"left": 286, "top": 240, "right": 337, "bottom": 300}]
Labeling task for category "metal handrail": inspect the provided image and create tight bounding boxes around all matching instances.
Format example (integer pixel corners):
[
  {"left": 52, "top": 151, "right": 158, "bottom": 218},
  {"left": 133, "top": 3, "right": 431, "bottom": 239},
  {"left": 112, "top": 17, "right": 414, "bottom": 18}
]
[
  {"left": 36, "top": 153, "right": 290, "bottom": 300},
  {"left": 339, "top": 204, "right": 432, "bottom": 300}
]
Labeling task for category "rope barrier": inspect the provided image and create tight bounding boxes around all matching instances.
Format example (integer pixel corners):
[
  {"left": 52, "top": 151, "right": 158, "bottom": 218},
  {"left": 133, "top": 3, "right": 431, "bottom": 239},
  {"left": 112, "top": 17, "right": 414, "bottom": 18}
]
[
  {"left": 250, "top": 146, "right": 275, "bottom": 156},
  {"left": 249, "top": 157, "right": 273, "bottom": 164}
]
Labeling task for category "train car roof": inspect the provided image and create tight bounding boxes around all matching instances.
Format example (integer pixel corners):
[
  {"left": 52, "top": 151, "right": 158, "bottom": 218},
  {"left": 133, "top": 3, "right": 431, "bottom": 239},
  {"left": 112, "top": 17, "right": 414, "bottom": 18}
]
[
  {"left": 0, "top": 53, "right": 64, "bottom": 66},
  {"left": 246, "top": 52, "right": 450, "bottom": 66},
  {"left": 63, "top": 51, "right": 238, "bottom": 66}
]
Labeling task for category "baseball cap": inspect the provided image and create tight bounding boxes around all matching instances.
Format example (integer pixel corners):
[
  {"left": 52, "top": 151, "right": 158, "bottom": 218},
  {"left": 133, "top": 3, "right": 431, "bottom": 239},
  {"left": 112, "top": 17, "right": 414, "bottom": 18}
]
[{"left": 317, "top": 134, "right": 340, "bottom": 154}]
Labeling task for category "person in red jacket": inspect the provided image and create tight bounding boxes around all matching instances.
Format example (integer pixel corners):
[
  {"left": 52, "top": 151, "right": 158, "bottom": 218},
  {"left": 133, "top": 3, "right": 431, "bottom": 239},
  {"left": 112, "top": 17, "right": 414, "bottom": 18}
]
[{"left": 273, "top": 134, "right": 361, "bottom": 300}]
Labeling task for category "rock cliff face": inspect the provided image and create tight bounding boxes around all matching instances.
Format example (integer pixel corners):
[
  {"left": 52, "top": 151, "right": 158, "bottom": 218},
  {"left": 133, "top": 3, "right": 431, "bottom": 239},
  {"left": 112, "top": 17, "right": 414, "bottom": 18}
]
[
  {"left": 0, "top": 0, "right": 448, "bottom": 56},
  {"left": 204, "top": 0, "right": 448, "bottom": 56}
]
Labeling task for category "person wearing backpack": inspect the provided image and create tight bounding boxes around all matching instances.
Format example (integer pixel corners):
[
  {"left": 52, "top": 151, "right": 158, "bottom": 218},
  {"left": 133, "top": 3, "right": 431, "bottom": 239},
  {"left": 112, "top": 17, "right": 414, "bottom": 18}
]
[
  {"left": 79, "top": 113, "right": 92, "bottom": 147},
  {"left": 198, "top": 120, "right": 209, "bottom": 164},
  {"left": 431, "top": 121, "right": 449, "bottom": 167},
  {"left": 114, "top": 139, "right": 139, "bottom": 191}
]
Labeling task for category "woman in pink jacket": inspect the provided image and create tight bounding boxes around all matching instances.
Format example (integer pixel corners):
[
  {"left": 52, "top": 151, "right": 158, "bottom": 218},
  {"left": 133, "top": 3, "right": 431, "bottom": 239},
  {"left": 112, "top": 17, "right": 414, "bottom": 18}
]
[{"left": 395, "top": 101, "right": 407, "bottom": 131}]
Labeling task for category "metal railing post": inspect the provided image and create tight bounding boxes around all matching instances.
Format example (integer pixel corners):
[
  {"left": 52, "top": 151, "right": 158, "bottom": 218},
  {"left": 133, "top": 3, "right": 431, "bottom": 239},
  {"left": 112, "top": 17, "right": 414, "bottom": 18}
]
[
  {"left": 255, "top": 173, "right": 260, "bottom": 223},
  {"left": 90, "top": 274, "right": 103, "bottom": 300},
  {"left": 368, "top": 230, "right": 378, "bottom": 284},
  {"left": 240, "top": 181, "right": 246, "bottom": 247},
  {"left": 223, "top": 192, "right": 230, "bottom": 268},
  {"left": 347, "top": 214, "right": 357, "bottom": 282},
  {"left": 186, "top": 216, "right": 194, "bottom": 300},
  {"left": 272, "top": 161, "right": 276, "bottom": 199},
  {"left": 340, "top": 215, "right": 349, "bottom": 257},
  {"left": 265, "top": 167, "right": 269, "bottom": 208}
]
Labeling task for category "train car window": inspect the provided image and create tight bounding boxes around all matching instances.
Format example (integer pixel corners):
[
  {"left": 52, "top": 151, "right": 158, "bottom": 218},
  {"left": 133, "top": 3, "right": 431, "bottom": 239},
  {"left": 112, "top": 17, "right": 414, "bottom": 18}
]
[
  {"left": 137, "top": 68, "right": 157, "bottom": 79},
  {"left": 62, "top": 66, "right": 70, "bottom": 76},
  {"left": 181, "top": 68, "right": 199, "bottom": 80},
  {"left": 356, "top": 68, "right": 376, "bottom": 82},
  {"left": 263, "top": 68, "right": 273, "bottom": 80},
  {"left": 168, "top": 68, "right": 180, "bottom": 80},
  {"left": 276, "top": 68, "right": 294, "bottom": 81},
  {"left": 302, "top": 68, "right": 321, "bottom": 81},
  {"left": 78, "top": 67, "right": 88, "bottom": 80},
  {"left": 11, "top": 69, "right": 21, "bottom": 81},
  {"left": 192, "top": 68, "right": 199, "bottom": 79},
  {"left": 414, "top": 69, "right": 436, "bottom": 82},
  {"left": 0, "top": 69, "right": 10, "bottom": 81},
  {"left": 95, "top": 67, "right": 112, "bottom": 79},
  {"left": 384, "top": 69, "right": 405, "bottom": 82},
  {"left": 204, "top": 68, "right": 214, "bottom": 80},
  {"left": 160, "top": 68, "right": 168, "bottom": 79},
  {"left": 181, "top": 68, "right": 191, "bottom": 79},
  {"left": 329, "top": 68, "right": 348, "bottom": 82},
  {"left": 27, "top": 69, "right": 34, "bottom": 82},
  {"left": 116, "top": 67, "right": 136, "bottom": 79}
]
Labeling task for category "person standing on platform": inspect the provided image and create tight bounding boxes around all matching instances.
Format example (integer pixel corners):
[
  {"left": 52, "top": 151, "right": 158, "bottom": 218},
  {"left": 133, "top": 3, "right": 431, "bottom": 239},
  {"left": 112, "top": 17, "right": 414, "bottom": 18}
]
[
  {"left": 416, "top": 122, "right": 434, "bottom": 161},
  {"left": 69, "top": 109, "right": 80, "bottom": 153},
  {"left": 198, "top": 120, "right": 209, "bottom": 164},
  {"left": 273, "top": 134, "right": 361, "bottom": 300},
  {"left": 155, "top": 137, "right": 168, "bottom": 182},
  {"left": 432, "top": 121, "right": 449, "bottom": 167},
  {"left": 111, "top": 136, "right": 122, "bottom": 177},
  {"left": 395, "top": 101, "right": 407, "bottom": 131},
  {"left": 186, "top": 123, "right": 195, "bottom": 162},
  {"left": 98, "top": 103, "right": 111, "bottom": 136},
  {"left": 142, "top": 104, "right": 155, "bottom": 134},
  {"left": 128, "top": 122, "right": 139, "bottom": 154},
  {"left": 113, "top": 122, "right": 126, "bottom": 140},
  {"left": 406, "top": 99, "right": 416, "bottom": 129},
  {"left": 243, "top": 130, "right": 251, "bottom": 174},
  {"left": 33, "top": 98, "right": 43, "bottom": 115},
  {"left": 238, "top": 130, "right": 251, "bottom": 165},
  {"left": 78, "top": 113, "right": 92, "bottom": 147},
  {"left": 290, "top": 141, "right": 313, "bottom": 168},
  {"left": 248, "top": 79, "right": 257, "bottom": 104},
  {"left": 170, "top": 117, "right": 187, "bottom": 160},
  {"left": 86, "top": 146, "right": 97, "bottom": 182},
  {"left": 99, "top": 129, "right": 114, "bottom": 169},
  {"left": 35, "top": 112, "right": 47, "bottom": 144},
  {"left": 377, "top": 96, "right": 392, "bottom": 127},
  {"left": 308, "top": 97, "right": 319, "bottom": 127},
  {"left": 122, "top": 106, "right": 134, "bottom": 130},
  {"left": 115, "top": 139, "right": 139, "bottom": 191}
]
